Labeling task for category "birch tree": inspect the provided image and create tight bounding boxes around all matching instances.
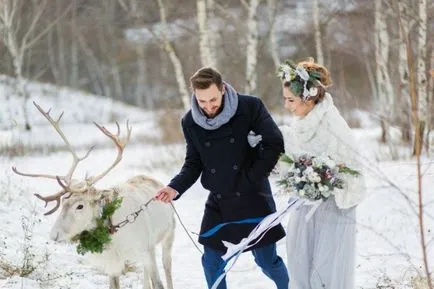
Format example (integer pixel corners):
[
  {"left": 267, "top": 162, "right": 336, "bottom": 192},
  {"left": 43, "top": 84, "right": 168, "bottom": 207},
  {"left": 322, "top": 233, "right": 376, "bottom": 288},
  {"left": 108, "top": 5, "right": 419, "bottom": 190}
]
[
  {"left": 206, "top": 0, "right": 218, "bottom": 66},
  {"left": 156, "top": 0, "right": 189, "bottom": 110},
  {"left": 396, "top": 0, "right": 412, "bottom": 142},
  {"left": 197, "top": 0, "right": 217, "bottom": 67},
  {"left": 267, "top": 0, "right": 280, "bottom": 68},
  {"left": 428, "top": 50, "right": 434, "bottom": 154},
  {"left": 0, "top": 0, "right": 68, "bottom": 130},
  {"left": 244, "top": 0, "right": 261, "bottom": 94},
  {"left": 415, "top": 0, "right": 428, "bottom": 154},
  {"left": 374, "top": 0, "right": 394, "bottom": 143},
  {"left": 312, "top": 0, "right": 324, "bottom": 65}
]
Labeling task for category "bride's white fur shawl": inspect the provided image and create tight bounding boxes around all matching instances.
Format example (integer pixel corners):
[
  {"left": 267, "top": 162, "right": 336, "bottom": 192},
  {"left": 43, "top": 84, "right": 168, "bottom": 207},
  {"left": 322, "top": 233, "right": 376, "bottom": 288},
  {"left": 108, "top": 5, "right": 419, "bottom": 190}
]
[{"left": 279, "top": 93, "right": 366, "bottom": 209}]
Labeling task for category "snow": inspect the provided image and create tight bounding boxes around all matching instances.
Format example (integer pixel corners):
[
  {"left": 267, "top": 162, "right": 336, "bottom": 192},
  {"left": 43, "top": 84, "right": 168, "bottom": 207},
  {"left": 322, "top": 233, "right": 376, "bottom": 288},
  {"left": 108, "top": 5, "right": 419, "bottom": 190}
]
[{"left": 0, "top": 78, "right": 433, "bottom": 289}]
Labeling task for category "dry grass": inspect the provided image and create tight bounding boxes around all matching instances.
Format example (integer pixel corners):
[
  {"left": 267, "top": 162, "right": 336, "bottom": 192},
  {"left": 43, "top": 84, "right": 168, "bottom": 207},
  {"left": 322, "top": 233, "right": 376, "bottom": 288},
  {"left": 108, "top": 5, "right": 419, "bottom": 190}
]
[{"left": 156, "top": 108, "right": 184, "bottom": 144}]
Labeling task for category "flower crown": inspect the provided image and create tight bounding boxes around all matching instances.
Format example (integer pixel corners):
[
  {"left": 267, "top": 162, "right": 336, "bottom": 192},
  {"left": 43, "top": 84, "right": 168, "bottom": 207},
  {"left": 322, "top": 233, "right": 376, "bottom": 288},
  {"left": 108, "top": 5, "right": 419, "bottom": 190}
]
[{"left": 277, "top": 60, "right": 323, "bottom": 101}]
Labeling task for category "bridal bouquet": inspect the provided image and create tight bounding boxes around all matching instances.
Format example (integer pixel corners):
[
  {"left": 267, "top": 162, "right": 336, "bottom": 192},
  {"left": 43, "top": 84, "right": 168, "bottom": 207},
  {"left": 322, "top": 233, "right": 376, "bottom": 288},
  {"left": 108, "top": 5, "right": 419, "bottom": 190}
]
[{"left": 277, "top": 153, "right": 360, "bottom": 201}]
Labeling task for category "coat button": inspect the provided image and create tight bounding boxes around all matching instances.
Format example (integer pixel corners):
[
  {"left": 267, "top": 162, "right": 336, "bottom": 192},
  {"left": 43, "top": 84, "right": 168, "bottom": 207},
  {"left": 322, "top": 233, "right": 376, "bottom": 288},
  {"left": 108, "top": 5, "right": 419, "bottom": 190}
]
[
  {"left": 205, "top": 141, "right": 211, "bottom": 147},
  {"left": 229, "top": 137, "right": 235, "bottom": 143},
  {"left": 235, "top": 192, "right": 241, "bottom": 197},
  {"left": 216, "top": 194, "right": 222, "bottom": 199},
  {"left": 211, "top": 168, "right": 216, "bottom": 174},
  {"left": 232, "top": 165, "right": 238, "bottom": 170}
]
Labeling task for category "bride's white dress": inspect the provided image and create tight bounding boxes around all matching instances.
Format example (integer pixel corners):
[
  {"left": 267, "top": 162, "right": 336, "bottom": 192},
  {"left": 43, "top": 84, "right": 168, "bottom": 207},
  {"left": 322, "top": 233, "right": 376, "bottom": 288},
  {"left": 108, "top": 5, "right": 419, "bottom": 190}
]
[{"left": 280, "top": 94, "right": 366, "bottom": 289}]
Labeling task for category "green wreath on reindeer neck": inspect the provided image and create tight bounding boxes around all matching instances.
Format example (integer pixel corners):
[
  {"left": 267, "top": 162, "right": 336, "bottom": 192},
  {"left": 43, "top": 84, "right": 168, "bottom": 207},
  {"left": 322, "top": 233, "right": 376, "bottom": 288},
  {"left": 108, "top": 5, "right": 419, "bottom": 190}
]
[{"left": 71, "top": 196, "right": 123, "bottom": 255}]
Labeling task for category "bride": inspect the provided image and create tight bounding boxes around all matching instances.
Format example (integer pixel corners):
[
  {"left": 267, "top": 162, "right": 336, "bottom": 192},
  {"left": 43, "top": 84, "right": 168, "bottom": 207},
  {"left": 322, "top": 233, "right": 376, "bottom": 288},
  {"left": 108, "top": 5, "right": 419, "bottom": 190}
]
[{"left": 277, "top": 58, "right": 366, "bottom": 289}]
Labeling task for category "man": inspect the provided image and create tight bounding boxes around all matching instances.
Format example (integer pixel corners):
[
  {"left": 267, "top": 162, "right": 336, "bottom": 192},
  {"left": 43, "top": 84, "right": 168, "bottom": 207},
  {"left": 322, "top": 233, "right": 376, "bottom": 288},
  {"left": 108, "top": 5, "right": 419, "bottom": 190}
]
[{"left": 155, "top": 67, "right": 289, "bottom": 289}]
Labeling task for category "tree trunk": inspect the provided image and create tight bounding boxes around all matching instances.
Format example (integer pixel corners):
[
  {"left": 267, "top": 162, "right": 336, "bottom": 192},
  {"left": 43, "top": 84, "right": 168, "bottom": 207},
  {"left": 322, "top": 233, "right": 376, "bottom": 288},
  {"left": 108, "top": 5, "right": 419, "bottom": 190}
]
[
  {"left": 156, "top": 0, "right": 190, "bottom": 110},
  {"left": 197, "top": 0, "right": 217, "bottom": 67},
  {"left": 312, "top": 0, "right": 324, "bottom": 64},
  {"left": 206, "top": 0, "right": 217, "bottom": 67},
  {"left": 427, "top": 48, "right": 433, "bottom": 155},
  {"left": 397, "top": 0, "right": 411, "bottom": 143},
  {"left": 267, "top": 0, "right": 279, "bottom": 68},
  {"left": 374, "top": 0, "right": 394, "bottom": 143},
  {"left": 245, "top": 0, "right": 261, "bottom": 94},
  {"left": 414, "top": 0, "right": 428, "bottom": 154}
]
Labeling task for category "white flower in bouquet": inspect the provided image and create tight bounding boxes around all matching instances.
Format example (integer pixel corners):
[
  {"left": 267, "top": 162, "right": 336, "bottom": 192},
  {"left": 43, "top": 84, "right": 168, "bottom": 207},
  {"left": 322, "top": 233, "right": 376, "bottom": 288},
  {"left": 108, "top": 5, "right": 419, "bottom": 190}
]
[
  {"left": 322, "top": 190, "right": 332, "bottom": 198},
  {"left": 325, "top": 157, "right": 336, "bottom": 169},
  {"left": 278, "top": 161, "right": 294, "bottom": 177},
  {"left": 299, "top": 190, "right": 305, "bottom": 197},
  {"left": 277, "top": 153, "right": 360, "bottom": 202}
]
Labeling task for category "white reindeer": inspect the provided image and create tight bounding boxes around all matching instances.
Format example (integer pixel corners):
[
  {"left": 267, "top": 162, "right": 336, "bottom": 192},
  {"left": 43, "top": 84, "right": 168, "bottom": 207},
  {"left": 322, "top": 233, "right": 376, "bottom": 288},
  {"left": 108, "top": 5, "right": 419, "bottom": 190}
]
[{"left": 13, "top": 102, "right": 175, "bottom": 289}]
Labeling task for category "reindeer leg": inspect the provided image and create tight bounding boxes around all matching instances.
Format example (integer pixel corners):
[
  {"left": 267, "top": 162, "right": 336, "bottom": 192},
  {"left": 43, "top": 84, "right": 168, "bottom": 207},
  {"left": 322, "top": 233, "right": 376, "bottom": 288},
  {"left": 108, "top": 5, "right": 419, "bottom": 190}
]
[
  {"left": 109, "top": 276, "right": 120, "bottom": 289},
  {"left": 147, "top": 248, "right": 164, "bottom": 289},
  {"left": 162, "top": 223, "right": 175, "bottom": 289},
  {"left": 142, "top": 252, "right": 152, "bottom": 289}
]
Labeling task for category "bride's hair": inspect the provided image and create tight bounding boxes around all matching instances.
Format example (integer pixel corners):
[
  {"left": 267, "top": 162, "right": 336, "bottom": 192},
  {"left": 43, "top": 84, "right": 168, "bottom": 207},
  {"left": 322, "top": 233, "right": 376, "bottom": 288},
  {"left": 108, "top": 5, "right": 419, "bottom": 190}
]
[{"left": 283, "top": 57, "right": 333, "bottom": 104}]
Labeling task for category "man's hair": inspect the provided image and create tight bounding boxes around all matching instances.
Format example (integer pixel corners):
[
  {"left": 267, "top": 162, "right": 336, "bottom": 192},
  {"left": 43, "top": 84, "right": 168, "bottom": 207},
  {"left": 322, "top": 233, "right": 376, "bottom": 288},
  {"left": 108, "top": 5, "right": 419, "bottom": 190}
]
[{"left": 190, "top": 67, "right": 223, "bottom": 90}]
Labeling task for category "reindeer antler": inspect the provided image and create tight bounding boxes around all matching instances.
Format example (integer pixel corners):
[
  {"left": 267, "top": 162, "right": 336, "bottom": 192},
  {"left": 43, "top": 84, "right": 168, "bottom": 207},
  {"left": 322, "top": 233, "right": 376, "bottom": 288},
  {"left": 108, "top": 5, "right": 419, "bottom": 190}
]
[
  {"left": 33, "top": 177, "right": 73, "bottom": 215},
  {"left": 89, "top": 121, "right": 132, "bottom": 185},
  {"left": 12, "top": 102, "right": 93, "bottom": 214},
  {"left": 12, "top": 102, "right": 132, "bottom": 215}
]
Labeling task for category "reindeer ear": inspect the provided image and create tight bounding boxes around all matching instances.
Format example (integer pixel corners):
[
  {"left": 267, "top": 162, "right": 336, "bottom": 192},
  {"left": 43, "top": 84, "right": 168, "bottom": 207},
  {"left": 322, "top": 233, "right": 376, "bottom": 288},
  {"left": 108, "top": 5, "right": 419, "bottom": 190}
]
[{"left": 100, "top": 189, "right": 114, "bottom": 199}]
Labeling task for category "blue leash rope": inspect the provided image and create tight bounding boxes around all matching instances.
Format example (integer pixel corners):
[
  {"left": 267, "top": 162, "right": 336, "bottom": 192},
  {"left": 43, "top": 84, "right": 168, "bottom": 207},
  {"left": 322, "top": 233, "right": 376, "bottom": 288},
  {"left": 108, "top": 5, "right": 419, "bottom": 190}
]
[{"left": 200, "top": 217, "right": 265, "bottom": 238}]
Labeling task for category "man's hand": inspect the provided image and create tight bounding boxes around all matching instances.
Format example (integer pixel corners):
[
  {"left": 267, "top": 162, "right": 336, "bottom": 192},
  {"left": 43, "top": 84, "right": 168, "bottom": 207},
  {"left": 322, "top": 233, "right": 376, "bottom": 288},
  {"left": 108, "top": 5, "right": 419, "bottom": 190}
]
[{"left": 154, "top": 186, "right": 178, "bottom": 203}]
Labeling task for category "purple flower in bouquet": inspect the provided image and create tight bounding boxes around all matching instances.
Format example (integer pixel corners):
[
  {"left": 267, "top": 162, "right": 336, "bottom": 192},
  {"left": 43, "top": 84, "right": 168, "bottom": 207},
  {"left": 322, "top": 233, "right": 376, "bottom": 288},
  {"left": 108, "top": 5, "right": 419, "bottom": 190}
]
[{"left": 277, "top": 153, "right": 360, "bottom": 201}]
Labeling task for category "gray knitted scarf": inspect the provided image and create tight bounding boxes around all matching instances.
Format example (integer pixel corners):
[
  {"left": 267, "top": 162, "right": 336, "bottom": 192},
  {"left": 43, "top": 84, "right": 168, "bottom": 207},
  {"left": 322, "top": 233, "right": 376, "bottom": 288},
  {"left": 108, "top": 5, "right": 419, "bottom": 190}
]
[{"left": 191, "top": 82, "right": 238, "bottom": 130}]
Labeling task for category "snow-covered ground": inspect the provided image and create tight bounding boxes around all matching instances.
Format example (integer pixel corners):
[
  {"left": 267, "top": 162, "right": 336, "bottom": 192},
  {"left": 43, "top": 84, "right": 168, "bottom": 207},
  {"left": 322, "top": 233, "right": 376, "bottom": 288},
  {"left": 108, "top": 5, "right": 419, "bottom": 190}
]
[{"left": 0, "top": 77, "right": 433, "bottom": 289}]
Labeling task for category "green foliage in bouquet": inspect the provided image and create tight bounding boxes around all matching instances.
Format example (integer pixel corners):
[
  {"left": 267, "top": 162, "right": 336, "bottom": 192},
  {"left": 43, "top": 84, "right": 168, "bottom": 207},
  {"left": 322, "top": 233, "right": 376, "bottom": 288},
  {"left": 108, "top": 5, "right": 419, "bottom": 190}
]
[
  {"left": 277, "top": 153, "right": 361, "bottom": 201},
  {"left": 72, "top": 196, "right": 123, "bottom": 255},
  {"left": 338, "top": 165, "right": 360, "bottom": 176}
]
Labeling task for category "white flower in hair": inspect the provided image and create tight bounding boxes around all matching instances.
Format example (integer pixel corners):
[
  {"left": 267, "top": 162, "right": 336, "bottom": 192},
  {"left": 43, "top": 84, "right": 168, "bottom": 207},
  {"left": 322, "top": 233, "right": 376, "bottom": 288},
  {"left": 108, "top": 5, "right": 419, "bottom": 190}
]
[
  {"left": 295, "top": 66, "right": 309, "bottom": 81},
  {"left": 309, "top": 87, "right": 318, "bottom": 97}
]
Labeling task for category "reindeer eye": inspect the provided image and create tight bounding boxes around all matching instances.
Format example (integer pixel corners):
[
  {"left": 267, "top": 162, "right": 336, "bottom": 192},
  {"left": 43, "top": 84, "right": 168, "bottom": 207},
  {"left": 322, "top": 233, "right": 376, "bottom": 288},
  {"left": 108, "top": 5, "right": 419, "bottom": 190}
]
[{"left": 76, "top": 204, "right": 84, "bottom": 210}]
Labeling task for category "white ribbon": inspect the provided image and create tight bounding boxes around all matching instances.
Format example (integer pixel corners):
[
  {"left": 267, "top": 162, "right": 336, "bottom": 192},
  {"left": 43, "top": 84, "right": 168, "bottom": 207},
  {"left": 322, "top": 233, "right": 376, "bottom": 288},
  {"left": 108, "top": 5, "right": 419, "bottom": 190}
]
[{"left": 210, "top": 198, "right": 300, "bottom": 289}]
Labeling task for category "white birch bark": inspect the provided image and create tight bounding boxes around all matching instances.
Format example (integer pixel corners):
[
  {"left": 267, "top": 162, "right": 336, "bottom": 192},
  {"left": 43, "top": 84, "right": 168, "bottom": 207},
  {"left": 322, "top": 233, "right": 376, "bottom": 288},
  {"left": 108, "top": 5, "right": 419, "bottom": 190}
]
[
  {"left": 397, "top": 0, "right": 412, "bottom": 142},
  {"left": 374, "top": 0, "right": 394, "bottom": 142},
  {"left": 312, "top": 0, "right": 324, "bottom": 64},
  {"left": 416, "top": 0, "right": 427, "bottom": 125},
  {"left": 244, "top": 0, "right": 261, "bottom": 94},
  {"left": 156, "top": 0, "right": 190, "bottom": 110},
  {"left": 206, "top": 0, "right": 217, "bottom": 67},
  {"left": 197, "top": 0, "right": 217, "bottom": 67},
  {"left": 267, "top": 0, "right": 279, "bottom": 68},
  {"left": 428, "top": 49, "right": 433, "bottom": 155}
]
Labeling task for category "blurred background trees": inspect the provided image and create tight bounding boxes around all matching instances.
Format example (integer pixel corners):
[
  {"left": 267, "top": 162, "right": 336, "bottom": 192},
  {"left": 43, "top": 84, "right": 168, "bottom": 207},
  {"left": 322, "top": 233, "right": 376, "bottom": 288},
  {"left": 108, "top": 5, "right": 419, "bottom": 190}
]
[{"left": 0, "top": 0, "right": 433, "bottom": 153}]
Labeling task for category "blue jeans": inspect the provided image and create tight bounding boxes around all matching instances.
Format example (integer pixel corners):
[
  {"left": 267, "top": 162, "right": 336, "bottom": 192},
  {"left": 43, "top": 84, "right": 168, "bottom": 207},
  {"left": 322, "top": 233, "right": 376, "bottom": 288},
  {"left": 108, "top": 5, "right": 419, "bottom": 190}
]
[{"left": 201, "top": 243, "right": 289, "bottom": 289}]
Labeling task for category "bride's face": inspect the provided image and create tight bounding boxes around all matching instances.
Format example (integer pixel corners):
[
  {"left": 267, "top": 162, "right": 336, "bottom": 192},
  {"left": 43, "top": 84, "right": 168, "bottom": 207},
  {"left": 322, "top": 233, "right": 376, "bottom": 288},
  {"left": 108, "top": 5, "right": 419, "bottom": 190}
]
[{"left": 283, "top": 86, "right": 314, "bottom": 117}]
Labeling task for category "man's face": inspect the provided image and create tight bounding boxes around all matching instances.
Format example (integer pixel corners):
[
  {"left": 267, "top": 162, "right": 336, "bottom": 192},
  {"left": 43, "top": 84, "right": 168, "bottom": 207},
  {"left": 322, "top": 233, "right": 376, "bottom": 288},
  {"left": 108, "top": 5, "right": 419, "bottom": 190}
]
[{"left": 195, "top": 83, "right": 225, "bottom": 118}]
